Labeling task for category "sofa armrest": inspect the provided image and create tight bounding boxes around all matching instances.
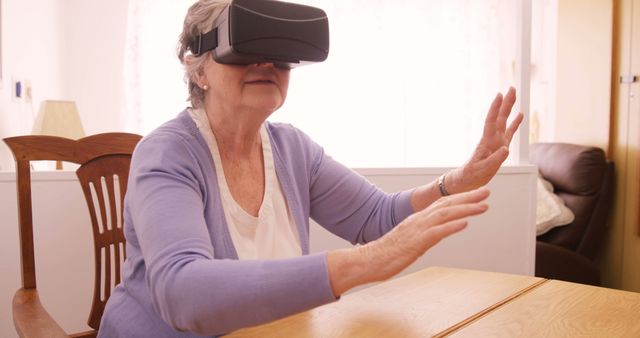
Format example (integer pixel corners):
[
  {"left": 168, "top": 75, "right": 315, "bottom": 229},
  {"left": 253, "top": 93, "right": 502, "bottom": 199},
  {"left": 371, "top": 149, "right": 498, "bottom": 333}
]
[
  {"left": 535, "top": 241, "right": 600, "bottom": 285},
  {"left": 13, "top": 288, "right": 69, "bottom": 338}
]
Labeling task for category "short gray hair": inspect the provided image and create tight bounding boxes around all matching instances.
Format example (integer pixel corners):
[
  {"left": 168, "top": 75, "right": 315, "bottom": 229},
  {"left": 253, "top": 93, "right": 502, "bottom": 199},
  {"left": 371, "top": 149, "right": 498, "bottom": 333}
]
[{"left": 177, "top": 0, "right": 232, "bottom": 108}]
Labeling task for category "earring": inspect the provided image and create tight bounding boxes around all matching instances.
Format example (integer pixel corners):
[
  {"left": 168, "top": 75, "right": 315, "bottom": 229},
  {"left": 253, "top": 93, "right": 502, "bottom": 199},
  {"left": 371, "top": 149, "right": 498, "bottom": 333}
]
[{"left": 202, "top": 85, "right": 209, "bottom": 90}]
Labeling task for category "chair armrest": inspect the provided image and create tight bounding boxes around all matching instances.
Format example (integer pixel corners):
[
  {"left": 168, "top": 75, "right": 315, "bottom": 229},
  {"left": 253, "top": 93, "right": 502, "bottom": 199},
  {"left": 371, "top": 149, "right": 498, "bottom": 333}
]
[
  {"left": 13, "top": 288, "right": 69, "bottom": 338},
  {"left": 535, "top": 241, "right": 600, "bottom": 285}
]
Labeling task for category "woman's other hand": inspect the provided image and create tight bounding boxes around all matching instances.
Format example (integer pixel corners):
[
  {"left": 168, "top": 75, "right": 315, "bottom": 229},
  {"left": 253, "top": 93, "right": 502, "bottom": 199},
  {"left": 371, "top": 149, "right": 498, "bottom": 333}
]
[
  {"left": 448, "top": 87, "right": 524, "bottom": 194},
  {"left": 327, "top": 188, "right": 490, "bottom": 296}
]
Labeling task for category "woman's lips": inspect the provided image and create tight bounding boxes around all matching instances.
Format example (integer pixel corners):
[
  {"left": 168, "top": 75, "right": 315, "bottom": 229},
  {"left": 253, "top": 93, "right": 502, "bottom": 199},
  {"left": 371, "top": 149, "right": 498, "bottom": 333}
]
[
  {"left": 247, "top": 79, "right": 273, "bottom": 83},
  {"left": 245, "top": 79, "right": 275, "bottom": 85},
  {"left": 245, "top": 70, "right": 278, "bottom": 85}
]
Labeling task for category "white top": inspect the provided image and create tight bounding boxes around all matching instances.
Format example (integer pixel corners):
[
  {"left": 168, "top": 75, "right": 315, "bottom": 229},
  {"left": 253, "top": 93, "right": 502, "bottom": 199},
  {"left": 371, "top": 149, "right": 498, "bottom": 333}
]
[{"left": 189, "top": 108, "right": 302, "bottom": 260}]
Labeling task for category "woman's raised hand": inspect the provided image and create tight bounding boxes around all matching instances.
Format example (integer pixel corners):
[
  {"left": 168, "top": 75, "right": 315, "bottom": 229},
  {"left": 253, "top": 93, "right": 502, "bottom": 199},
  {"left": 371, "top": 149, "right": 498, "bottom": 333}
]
[
  {"left": 327, "top": 188, "right": 490, "bottom": 296},
  {"left": 447, "top": 87, "right": 524, "bottom": 194}
]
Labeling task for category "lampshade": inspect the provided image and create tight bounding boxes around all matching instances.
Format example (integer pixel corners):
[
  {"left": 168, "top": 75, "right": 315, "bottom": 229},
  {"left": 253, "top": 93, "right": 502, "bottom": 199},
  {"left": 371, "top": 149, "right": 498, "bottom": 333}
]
[{"left": 32, "top": 100, "right": 85, "bottom": 139}]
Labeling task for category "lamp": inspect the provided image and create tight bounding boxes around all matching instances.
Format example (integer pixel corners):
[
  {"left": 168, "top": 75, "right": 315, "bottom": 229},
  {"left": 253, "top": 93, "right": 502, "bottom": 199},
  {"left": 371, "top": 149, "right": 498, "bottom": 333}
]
[{"left": 32, "top": 100, "right": 85, "bottom": 170}]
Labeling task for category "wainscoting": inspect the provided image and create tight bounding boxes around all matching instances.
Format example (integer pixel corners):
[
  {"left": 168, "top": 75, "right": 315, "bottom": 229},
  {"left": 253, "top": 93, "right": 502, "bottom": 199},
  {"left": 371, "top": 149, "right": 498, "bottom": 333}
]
[{"left": 0, "top": 166, "right": 536, "bottom": 336}]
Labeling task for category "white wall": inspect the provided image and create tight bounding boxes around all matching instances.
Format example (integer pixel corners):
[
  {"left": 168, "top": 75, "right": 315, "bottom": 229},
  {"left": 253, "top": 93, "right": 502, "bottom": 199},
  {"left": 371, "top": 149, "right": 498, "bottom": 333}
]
[
  {"left": 0, "top": 0, "right": 67, "bottom": 169},
  {"left": 62, "top": 0, "right": 129, "bottom": 136},
  {"left": 529, "top": 0, "right": 557, "bottom": 144},
  {"left": 556, "top": 0, "right": 612, "bottom": 149},
  {"left": 0, "top": 172, "right": 96, "bottom": 336},
  {"left": 0, "top": 167, "right": 537, "bottom": 337},
  {"left": 529, "top": 0, "right": 613, "bottom": 150},
  {"left": 0, "top": 0, "right": 129, "bottom": 170},
  {"left": 312, "top": 167, "right": 538, "bottom": 277}
]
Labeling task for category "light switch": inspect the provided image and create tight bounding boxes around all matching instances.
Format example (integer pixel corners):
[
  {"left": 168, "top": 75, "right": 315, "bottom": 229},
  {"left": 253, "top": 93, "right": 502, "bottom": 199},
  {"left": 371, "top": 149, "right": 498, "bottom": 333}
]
[{"left": 15, "top": 81, "right": 21, "bottom": 98}]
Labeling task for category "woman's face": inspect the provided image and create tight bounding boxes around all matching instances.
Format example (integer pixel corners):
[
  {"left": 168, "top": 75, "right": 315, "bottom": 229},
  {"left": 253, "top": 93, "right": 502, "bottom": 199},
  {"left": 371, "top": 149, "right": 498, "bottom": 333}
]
[{"left": 200, "top": 54, "right": 290, "bottom": 115}]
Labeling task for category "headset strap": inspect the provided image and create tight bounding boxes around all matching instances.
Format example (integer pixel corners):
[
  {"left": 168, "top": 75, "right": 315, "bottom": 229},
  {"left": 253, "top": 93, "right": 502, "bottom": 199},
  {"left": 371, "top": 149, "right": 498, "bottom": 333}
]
[{"left": 190, "top": 28, "right": 218, "bottom": 56}]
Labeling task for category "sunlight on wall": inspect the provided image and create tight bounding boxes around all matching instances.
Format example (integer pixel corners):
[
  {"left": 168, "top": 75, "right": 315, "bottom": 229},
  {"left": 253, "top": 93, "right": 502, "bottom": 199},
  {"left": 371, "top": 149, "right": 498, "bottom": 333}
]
[
  {"left": 275, "top": 0, "right": 517, "bottom": 167},
  {"left": 126, "top": 0, "right": 519, "bottom": 167}
]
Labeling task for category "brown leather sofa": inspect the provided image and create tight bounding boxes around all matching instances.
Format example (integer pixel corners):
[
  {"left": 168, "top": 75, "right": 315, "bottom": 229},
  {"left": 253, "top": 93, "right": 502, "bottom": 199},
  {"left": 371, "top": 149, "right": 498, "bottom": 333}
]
[{"left": 530, "top": 143, "right": 614, "bottom": 286}]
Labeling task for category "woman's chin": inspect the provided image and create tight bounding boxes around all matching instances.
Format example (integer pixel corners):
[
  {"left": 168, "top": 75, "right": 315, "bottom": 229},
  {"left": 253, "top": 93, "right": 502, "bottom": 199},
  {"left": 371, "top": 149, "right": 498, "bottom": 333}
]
[{"left": 243, "top": 97, "right": 285, "bottom": 113}]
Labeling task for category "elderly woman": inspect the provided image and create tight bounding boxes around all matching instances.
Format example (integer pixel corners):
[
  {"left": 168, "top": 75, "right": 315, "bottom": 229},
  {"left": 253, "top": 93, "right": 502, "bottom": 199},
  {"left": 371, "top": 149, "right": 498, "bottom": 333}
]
[{"left": 98, "top": 0, "right": 523, "bottom": 337}]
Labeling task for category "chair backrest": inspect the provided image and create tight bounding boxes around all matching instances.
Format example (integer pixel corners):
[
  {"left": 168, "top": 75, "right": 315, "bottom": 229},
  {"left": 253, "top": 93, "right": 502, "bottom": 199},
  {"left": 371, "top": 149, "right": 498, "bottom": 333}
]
[
  {"left": 530, "top": 142, "right": 615, "bottom": 260},
  {"left": 4, "top": 133, "right": 142, "bottom": 333}
]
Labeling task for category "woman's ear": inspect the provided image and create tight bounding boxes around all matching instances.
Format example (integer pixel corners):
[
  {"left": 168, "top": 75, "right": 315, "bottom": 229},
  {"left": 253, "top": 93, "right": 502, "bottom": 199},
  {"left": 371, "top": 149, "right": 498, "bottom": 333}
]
[
  {"left": 186, "top": 56, "right": 209, "bottom": 90},
  {"left": 194, "top": 72, "right": 208, "bottom": 90}
]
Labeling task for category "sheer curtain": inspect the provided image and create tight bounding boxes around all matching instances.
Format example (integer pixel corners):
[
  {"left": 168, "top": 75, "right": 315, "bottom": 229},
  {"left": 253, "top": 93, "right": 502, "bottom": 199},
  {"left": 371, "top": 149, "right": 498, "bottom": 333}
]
[
  {"left": 123, "top": 0, "right": 193, "bottom": 134},
  {"left": 125, "top": 0, "right": 517, "bottom": 167}
]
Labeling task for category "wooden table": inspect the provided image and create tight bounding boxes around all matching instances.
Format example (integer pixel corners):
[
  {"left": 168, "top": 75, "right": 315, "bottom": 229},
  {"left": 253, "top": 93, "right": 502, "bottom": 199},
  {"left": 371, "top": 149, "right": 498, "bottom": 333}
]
[
  {"left": 227, "top": 267, "right": 640, "bottom": 338},
  {"left": 450, "top": 279, "right": 640, "bottom": 337}
]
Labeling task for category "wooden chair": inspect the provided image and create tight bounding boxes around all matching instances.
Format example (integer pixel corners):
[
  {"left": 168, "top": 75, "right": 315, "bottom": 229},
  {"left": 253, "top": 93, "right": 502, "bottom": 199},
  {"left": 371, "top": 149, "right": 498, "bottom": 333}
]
[{"left": 4, "top": 133, "right": 142, "bottom": 338}]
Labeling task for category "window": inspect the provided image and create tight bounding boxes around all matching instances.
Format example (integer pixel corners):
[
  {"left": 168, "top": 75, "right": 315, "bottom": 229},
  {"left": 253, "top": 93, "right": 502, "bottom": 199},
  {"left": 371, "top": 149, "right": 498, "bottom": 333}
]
[{"left": 126, "top": 0, "right": 527, "bottom": 167}]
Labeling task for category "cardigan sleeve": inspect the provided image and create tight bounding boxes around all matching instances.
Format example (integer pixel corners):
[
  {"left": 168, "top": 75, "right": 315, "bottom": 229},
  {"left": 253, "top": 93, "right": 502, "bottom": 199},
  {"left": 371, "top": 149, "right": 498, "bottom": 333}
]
[
  {"left": 307, "top": 139, "right": 415, "bottom": 244},
  {"left": 128, "top": 133, "right": 336, "bottom": 336}
]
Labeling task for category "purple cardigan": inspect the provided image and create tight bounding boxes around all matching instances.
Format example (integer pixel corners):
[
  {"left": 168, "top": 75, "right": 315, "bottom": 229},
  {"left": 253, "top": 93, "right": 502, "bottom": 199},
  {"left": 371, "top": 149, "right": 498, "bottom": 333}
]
[{"left": 98, "top": 110, "right": 414, "bottom": 337}]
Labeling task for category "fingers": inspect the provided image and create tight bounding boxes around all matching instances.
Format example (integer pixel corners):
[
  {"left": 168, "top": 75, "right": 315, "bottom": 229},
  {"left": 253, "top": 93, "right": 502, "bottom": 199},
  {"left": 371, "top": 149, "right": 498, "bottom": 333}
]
[
  {"left": 485, "top": 87, "right": 515, "bottom": 123},
  {"left": 419, "top": 187, "right": 490, "bottom": 226},
  {"left": 424, "top": 219, "right": 469, "bottom": 247},
  {"left": 505, "top": 112, "right": 524, "bottom": 144},
  {"left": 373, "top": 189, "right": 490, "bottom": 282},
  {"left": 426, "top": 201, "right": 488, "bottom": 226},
  {"left": 500, "top": 87, "right": 517, "bottom": 117},
  {"left": 420, "top": 215, "right": 483, "bottom": 253},
  {"left": 436, "top": 187, "right": 491, "bottom": 207},
  {"left": 484, "top": 92, "right": 503, "bottom": 125},
  {"left": 496, "top": 87, "right": 517, "bottom": 131},
  {"left": 483, "top": 87, "right": 517, "bottom": 138}
]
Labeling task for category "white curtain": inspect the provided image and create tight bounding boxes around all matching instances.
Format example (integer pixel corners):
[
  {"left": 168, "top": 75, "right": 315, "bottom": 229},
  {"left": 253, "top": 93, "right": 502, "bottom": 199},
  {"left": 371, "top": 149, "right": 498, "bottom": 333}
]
[
  {"left": 123, "top": 0, "right": 193, "bottom": 134},
  {"left": 125, "top": 0, "right": 517, "bottom": 167}
]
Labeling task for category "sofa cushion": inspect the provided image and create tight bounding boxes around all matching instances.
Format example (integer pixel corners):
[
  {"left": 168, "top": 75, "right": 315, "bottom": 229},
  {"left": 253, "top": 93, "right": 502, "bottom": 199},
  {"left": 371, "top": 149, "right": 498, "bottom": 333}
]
[
  {"left": 531, "top": 143, "right": 611, "bottom": 255},
  {"left": 536, "top": 174, "right": 574, "bottom": 235},
  {"left": 530, "top": 143, "right": 606, "bottom": 196}
]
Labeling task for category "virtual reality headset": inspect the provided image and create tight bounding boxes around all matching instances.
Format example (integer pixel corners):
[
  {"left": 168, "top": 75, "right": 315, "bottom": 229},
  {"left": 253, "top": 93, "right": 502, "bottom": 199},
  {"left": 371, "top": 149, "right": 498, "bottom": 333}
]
[{"left": 189, "top": 0, "right": 330, "bottom": 69}]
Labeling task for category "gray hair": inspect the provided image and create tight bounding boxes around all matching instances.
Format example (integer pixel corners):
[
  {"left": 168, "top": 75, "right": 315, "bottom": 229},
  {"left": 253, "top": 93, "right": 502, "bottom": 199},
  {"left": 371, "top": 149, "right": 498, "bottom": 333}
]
[{"left": 177, "top": 0, "right": 232, "bottom": 108}]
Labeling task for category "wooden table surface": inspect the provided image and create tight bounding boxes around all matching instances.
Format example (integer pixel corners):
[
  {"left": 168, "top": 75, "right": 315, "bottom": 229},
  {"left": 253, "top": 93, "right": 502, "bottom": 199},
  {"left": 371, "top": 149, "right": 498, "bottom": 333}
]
[
  {"left": 227, "top": 267, "right": 545, "bottom": 338},
  {"left": 227, "top": 267, "right": 640, "bottom": 337},
  {"left": 449, "top": 279, "right": 640, "bottom": 338}
]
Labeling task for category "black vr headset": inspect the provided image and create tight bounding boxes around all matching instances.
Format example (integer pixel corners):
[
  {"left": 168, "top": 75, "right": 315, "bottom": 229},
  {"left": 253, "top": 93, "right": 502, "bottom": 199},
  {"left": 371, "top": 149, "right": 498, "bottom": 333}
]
[{"left": 189, "top": 0, "right": 330, "bottom": 69}]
